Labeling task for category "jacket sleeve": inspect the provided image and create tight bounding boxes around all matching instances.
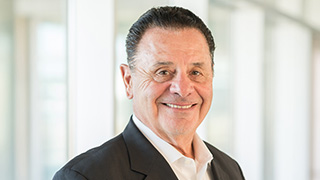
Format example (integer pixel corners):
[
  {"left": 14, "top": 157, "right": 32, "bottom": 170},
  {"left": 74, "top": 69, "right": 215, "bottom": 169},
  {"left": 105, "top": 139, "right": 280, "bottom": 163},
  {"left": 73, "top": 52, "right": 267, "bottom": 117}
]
[{"left": 53, "top": 168, "right": 88, "bottom": 180}]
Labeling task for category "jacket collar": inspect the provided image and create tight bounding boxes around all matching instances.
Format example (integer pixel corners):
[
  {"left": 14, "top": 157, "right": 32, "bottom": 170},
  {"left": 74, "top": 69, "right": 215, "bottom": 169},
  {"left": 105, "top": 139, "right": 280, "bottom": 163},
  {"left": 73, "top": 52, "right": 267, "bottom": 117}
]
[
  {"left": 122, "top": 117, "right": 178, "bottom": 180},
  {"left": 123, "top": 117, "right": 230, "bottom": 180},
  {"left": 210, "top": 159, "right": 230, "bottom": 180}
]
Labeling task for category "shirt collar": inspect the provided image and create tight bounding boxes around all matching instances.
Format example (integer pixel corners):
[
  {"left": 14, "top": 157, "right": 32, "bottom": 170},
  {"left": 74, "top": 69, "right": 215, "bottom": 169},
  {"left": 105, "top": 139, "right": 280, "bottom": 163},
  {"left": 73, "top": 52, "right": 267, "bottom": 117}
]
[
  {"left": 193, "top": 133, "right": 213, "bottom": 169},
  {"left": 132, "top": 115, "right": 213, "bottom": 165}
]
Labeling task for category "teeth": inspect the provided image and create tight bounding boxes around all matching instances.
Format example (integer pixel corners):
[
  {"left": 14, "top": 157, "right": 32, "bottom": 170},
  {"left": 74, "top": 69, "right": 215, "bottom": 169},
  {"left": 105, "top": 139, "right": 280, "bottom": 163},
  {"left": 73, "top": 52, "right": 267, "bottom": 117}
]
[{"left": 166, "top": 103, "right": 193, "bottom": 109}]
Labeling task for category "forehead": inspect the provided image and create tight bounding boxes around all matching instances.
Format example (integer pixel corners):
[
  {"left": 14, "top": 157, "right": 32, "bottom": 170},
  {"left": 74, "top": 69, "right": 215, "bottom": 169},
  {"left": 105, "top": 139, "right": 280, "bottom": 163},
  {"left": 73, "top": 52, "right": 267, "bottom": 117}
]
[{"left": 135, "top": 27, "right": 212, "bottom": 66}]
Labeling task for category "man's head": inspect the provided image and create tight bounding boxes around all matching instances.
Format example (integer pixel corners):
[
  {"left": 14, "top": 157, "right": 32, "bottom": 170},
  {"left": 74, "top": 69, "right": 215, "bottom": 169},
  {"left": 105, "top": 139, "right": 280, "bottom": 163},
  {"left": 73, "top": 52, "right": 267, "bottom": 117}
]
[
  {"left": 120, "top": 6, "right": 215, "bottom": 142},
  {"left": 126, "top": 6, "right": 215, "bottom": 70}
]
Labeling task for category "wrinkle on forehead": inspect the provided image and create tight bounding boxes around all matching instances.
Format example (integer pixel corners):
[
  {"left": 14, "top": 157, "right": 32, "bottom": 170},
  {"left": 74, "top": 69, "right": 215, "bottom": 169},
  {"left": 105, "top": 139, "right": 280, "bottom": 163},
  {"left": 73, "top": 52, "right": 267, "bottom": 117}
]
[{"left": 137, "top": 27, "right": 211, "bottom": 58}]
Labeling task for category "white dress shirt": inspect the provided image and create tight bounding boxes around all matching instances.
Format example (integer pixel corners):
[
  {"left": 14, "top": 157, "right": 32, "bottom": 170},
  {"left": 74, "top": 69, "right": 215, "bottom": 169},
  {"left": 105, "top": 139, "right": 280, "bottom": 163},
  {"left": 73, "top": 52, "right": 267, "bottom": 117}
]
[{"left": 133, "top": 115, "right": 214, "bottom": 180}]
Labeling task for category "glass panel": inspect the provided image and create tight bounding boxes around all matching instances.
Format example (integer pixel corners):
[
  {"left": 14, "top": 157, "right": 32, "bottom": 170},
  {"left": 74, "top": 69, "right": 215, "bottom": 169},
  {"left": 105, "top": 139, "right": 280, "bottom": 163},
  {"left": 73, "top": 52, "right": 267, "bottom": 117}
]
[
  {"left": 265, "top": 14, "right": 311, "bottom": 180},
  {"left": 0, "top": 0, "right": 67, "bottom": 180},
  {"left": 0, "top": 0, "right": 14, "bottom": 179},
  {"left": 29, "top": 21, "right": 67, "bottom": 180}
]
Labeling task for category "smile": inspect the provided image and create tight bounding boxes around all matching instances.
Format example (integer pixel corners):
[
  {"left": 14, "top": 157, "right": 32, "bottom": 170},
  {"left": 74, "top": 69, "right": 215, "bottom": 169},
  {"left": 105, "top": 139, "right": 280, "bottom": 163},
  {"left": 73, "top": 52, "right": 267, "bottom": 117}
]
[{"left": 164, "top": 103, "right": 194, "bottom": 109}]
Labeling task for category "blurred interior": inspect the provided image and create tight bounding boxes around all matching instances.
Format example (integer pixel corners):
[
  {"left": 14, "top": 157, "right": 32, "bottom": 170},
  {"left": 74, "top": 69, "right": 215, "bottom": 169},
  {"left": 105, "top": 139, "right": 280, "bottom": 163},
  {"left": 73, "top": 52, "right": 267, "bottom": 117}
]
[{"left": 1, "top": 0, "right": 320, "bottom": 179}]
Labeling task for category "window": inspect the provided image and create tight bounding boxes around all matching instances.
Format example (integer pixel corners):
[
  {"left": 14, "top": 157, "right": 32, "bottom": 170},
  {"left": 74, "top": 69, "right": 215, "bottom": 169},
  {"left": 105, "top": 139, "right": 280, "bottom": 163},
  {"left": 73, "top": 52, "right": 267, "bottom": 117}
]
[{"left": 0, "top": 0, "right": 67, "bottom": 179}]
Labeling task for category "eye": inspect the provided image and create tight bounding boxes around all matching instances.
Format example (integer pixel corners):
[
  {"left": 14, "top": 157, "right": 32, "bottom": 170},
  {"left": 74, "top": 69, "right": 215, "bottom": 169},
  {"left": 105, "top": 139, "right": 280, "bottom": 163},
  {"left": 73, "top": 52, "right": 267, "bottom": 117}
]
[
  {"left": 158, "top": 70, "right": 170, "bottom": 76},
  {"left": 154, "top": 69, "right": 174, "bottom": 83},
  {"left": 189, "top": 69, "right": 207, "bottom": 83},
  {"left": 191, "top": 70, "right": 201, "bottom": 76}
]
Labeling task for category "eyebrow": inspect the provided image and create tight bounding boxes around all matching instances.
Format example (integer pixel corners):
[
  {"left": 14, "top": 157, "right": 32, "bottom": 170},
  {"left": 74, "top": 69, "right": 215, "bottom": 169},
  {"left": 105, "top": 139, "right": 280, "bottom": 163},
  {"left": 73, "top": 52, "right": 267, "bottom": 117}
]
[
  {"left": 152, "top": 61, "right": 174, "bottom": 68},
  {"left": 151, "top": 61, "right": 206, "bottom": 68},
  {"left": 192, "top": 62, "right": 205, "bottom": 67}
]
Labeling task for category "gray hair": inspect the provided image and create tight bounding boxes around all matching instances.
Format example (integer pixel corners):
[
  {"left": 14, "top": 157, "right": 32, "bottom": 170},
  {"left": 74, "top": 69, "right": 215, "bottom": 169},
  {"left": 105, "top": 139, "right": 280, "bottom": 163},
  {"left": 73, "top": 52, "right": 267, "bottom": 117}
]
[{"left": 125, "top": 6, "right": 215, "bottom": 69}]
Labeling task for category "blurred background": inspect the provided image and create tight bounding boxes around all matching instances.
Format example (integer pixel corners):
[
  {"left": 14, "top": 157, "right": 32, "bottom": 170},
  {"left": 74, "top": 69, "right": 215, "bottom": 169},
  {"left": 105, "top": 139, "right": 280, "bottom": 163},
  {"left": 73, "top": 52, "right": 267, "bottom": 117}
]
[{"left": 1, "top": 0, "right": 320, "bottom": 179}]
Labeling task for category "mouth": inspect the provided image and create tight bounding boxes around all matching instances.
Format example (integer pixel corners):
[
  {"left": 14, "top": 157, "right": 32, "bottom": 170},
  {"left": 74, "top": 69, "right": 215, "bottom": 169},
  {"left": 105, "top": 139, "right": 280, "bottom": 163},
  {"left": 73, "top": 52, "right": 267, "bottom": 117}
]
[{"left": 163, "top": 103, "right": 196, "bottom": 109}]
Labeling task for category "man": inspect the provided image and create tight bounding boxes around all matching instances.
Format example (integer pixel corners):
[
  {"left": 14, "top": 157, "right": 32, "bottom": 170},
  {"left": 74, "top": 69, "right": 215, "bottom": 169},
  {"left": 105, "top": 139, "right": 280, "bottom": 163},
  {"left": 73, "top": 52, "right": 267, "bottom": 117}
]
[{"left": 54, "top": 6, "right": 245, "bottom": 180}]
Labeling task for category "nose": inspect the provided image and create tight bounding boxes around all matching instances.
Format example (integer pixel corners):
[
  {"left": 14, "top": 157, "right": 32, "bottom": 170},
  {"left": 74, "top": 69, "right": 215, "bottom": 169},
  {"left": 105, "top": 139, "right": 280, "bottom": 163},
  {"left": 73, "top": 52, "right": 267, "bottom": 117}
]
[{"left": 169, "top": 72, "right": 194, "bottom": 97}]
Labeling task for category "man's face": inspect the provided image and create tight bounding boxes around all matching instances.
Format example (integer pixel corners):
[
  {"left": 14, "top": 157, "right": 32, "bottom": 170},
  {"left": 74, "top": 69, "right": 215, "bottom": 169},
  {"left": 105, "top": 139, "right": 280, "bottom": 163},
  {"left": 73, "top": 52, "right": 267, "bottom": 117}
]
[{"left": 121, "top": 27, "right": 213, "bottom": 140}]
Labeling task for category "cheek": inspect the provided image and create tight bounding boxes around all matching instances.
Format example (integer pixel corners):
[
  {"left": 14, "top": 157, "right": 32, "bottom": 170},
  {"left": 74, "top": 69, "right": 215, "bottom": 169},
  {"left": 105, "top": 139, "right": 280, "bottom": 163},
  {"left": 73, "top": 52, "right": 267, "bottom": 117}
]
[
  {"left": 204, "top": 87, "right": 213, "bottom": 100},
  {"left": 150, "top": 83, "right": 170, "bottom": 103},
  {"left": 198, "top": 83, "right": 213, "bottom": 107},
  {"left": 134, "top": 80, "right": 169, "bottom": 105}
]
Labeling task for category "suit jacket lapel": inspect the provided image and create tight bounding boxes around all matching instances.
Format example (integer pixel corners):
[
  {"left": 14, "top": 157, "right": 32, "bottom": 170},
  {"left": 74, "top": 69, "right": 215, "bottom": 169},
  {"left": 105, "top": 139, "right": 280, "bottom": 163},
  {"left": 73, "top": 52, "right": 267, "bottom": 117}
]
[
  {"left": 211, "top": 160, "right": 230, "bottom": 180},
  {"left": 122, "top": 118, "right": 178, "bottom": 180}
]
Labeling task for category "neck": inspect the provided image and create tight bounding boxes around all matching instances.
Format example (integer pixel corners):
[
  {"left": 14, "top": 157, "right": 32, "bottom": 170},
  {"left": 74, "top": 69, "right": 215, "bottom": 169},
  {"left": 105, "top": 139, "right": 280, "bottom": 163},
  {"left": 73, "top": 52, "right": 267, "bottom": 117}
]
[{"left": 162, "top": 133, "right": 195, "bottom": 159}]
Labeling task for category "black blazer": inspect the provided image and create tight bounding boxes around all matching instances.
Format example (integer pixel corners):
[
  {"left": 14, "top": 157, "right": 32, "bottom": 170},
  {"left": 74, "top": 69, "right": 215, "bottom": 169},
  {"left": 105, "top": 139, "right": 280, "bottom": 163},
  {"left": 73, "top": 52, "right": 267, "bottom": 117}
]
[{"left": 53, "top": 118, "right": 245, "bottom": 180}]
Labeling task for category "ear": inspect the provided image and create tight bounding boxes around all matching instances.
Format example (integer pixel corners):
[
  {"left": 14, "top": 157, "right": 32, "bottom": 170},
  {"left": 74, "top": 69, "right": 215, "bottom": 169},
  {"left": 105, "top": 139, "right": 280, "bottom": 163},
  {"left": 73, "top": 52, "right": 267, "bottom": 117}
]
[{"left": 120, "top": 64, "right": 133, "bottom": 99}]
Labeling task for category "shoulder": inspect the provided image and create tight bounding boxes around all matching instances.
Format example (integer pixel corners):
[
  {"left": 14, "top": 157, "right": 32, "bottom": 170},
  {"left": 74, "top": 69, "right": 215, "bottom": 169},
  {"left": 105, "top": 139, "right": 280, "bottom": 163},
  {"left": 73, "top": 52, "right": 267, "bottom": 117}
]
[
  {"left": 53, "top": 134, "right": 130, "bottom": 180},
  {"left": 204, "top": 142, "right": 245, "bottom": 179},
  {"left": 204, "top": 141, "right": 237, "bottom": 165}
]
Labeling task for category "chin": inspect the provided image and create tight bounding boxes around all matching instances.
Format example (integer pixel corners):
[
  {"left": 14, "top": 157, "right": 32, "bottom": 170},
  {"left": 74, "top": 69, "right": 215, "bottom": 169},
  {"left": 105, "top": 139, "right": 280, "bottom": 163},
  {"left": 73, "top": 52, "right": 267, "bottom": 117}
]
[{"left": 162, "top": 119, "right": 197, "bottom": 135}]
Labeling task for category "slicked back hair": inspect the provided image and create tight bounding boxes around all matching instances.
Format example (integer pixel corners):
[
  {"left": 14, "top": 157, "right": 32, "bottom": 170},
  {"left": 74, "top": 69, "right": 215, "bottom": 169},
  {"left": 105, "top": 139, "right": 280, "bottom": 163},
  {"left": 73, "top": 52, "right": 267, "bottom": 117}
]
[{"left": 125, "top": 6, "right": 215, "bottom": 70}]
